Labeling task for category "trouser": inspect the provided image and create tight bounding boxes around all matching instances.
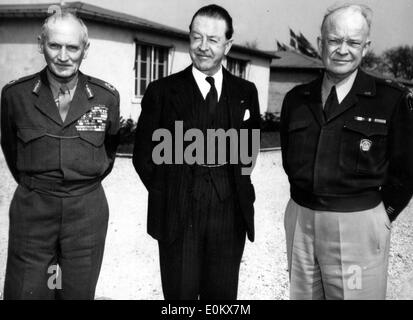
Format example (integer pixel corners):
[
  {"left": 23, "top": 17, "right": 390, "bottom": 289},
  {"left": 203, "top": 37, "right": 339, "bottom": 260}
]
[
  {"left": 158, "top": 179, "right": 246, "bottom": 300},
  {"left": 284, "top": 199, "right": 391, "bottom": 300},
  {"left": 3, "top": 184, "right": 109, "bottom": 300}
]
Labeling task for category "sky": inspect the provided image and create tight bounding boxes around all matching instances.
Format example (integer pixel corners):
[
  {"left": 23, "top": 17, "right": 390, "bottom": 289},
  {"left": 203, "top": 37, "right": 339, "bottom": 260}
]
[{"left": 1, "top": 0, "right": 412, "bottom": 54}]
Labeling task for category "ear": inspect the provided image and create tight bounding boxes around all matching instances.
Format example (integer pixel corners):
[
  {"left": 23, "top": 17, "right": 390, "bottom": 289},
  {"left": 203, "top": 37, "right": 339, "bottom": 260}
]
[
  {"left": 362, "top": 39, "right": 371, "bottom": 58},
  {"left": 37, "top": 35, "right": 44, "bottom": 54},
  {"left": 224, "top": 38, "right": 233, "bottom": 56},
  {"left": 82, "top": 41, "right": 91, "bottom": 59},
  {"left": 317, "top": 36, "right": 323, "bottom": 56}
]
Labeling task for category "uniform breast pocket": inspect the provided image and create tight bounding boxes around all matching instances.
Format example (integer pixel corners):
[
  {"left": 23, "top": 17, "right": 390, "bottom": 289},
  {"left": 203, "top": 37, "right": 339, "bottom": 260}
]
[
  {"left": 70, "top": 131, "right": 107, "bottom": 174},
  {"left": 286, "top": 120, "right": 310, "bottom": 168},
  {"left": 340, "top": 121, "right": 388, "bottom": 174},
  {"left": 16, "top": 127, "right": 57, "bottom": 170}
]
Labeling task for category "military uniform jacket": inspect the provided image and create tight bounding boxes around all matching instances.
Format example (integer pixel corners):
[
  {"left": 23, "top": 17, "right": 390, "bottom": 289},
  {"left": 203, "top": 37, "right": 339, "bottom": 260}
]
[
  {"left": 280, "top": 70, "right": 413, "bottom": 221},
  {"left": 1, "top": 68, "right": 120, "bottom": 196}
]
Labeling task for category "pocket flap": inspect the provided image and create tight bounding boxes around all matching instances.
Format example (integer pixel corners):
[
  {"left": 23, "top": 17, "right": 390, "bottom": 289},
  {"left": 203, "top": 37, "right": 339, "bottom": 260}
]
[
  {"left": 288, "top": 120, "right": 310, "bottom": 132},
  {"left": 344, "top": 121, "right": 388, "bottom": 137},
  {"left": 78, "top": 131, "right": 105, "bottom": 147},
  {"left": 17, "top": 127, "right": 47, "bottom": 143}
]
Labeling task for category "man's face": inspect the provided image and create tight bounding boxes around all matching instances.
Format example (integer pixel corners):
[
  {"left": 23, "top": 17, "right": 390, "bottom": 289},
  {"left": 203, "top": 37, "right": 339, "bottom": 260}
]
[
  {"left": 39, "top": 17, "right": 89, "bottom": 81},
  {"left": 189, "top": 15, "right": 233, "bottom": 76},
  {"left": 318, "top": 9, "right": 370, "bottom": 82}
]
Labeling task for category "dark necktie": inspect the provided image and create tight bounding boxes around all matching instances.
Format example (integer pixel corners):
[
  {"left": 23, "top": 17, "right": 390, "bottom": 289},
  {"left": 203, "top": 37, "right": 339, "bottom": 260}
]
[
  {"left": 205, "top": 76, "right": 218, "bottom": 123},
  {"left": 324, "top": 85, "right": 338, "bottom": 120},
  {"left": 58, "top": 84, "right": 71, "bottom": 122}
]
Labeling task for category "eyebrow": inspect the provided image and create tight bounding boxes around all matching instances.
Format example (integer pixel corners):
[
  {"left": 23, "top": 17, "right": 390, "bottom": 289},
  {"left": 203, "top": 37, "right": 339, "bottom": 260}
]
[{"left": 190, "top": 31, "right": 221, "bottom": 39}]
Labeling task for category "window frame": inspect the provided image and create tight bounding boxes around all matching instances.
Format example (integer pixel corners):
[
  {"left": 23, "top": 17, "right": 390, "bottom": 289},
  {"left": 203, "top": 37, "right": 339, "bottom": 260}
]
[
  {"left": 225, "top": 56, "right": 250, "bottom": 79},
  {"left": 134, "top": 41, "right": 171, "bottom": 98}
]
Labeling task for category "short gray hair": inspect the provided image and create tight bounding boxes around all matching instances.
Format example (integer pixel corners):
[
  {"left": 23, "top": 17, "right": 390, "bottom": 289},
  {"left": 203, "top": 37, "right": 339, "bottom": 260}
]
[
  {"left": 321, "top": 3, "right": 373, "bottom": 37},
  {"left": 40, "top": 10, "right": 89, "bottom": 46}
]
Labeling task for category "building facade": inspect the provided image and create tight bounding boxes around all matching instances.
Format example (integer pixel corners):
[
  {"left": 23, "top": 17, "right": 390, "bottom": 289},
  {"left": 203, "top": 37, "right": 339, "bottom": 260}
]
[{"left": 0, "top": 2, "right": 274, "bottom": 120}]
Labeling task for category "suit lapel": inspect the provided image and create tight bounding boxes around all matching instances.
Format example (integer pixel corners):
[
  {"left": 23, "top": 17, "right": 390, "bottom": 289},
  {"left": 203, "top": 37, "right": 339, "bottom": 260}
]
[
  {"left": 170, "top": 66, "right": 197, "bottom": 128},
  {"left": 62, "top": 72, "right": 92, "bottom": 128},
  {"left": 222, "top": 68, "right": 242, "bottom": 128},
  {"left": 33, "top": 69, "right": 64, "bottom": 126}
]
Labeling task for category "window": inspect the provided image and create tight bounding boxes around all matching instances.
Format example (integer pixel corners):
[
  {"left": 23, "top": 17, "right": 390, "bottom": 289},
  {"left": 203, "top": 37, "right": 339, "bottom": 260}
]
[
  {"left": 135, "top": 43, "right": 169, "bottom": 96},
  {"left": 226, "top": 56, "right": 248, "bottom": 79}
]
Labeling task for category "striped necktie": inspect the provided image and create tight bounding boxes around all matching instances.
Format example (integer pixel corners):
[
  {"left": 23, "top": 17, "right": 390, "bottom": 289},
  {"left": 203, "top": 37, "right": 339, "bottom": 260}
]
[{"left": 205, "top": 76, "right": 218, "bottom": 123}]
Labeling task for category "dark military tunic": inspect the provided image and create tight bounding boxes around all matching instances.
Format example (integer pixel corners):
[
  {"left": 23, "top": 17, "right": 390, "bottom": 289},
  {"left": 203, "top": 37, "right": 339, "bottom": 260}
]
[
  {"left": 280, "top": 69, "right": 413, "bottom": 221},
  {"left": 1, "top": 67, "right": 120, "bottom": 299}
]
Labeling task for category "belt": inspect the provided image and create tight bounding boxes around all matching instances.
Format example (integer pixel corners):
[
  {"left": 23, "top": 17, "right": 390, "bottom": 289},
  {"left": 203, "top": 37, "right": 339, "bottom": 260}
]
[
  {"left": 291, "top": 185, "right": 382, "bottom": 212},
  {"left": 19, "top": 175, "right": 101, "bottom": 197},
  {"left": 197, "top": 162, "right": 228, "bottom": 168}
]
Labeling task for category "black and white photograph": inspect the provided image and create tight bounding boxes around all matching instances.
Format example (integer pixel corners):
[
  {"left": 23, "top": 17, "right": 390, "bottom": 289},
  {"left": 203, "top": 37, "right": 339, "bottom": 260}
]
[{"left": 0, "top": 0, "right": 412, "bottom": 305}]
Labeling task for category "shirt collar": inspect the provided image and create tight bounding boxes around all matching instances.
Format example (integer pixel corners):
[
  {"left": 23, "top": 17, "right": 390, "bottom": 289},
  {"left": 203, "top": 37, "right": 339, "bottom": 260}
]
[
  {"left": 46, "top": 68, "right": 78, "bottom": 100},
  {"left": 322, "top": 69, "right": 358, "bottom": 105},
  {"left": 192, "top": 65, "right": 223, "bottom": 100}
]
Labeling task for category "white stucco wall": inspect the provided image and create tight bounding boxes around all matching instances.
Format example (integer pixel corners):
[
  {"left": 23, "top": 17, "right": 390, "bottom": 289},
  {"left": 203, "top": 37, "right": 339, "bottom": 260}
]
[
  {"left": 247, "top": 57, "right": 270, "bottom": 115},
  {"left": 0, "top": 19, "right": 45, "bottom": 88},
  {"left": 0, "top": 18, "right": 270, "bottom": 121}
]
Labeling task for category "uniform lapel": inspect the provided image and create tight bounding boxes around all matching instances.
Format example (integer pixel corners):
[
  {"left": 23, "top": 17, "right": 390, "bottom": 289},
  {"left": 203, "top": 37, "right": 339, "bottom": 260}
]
[
  {"left": 62, "top": 72, "right": 92, "bottom": 128},
  {"left": 33, "top": 69, "right": 64, "bottom": 126},
  {"left": 303, "top": 77, "right": 325, "bottom": 126},
  {"left": 325, "top": 70, "right": 376, "bottom": 123}
]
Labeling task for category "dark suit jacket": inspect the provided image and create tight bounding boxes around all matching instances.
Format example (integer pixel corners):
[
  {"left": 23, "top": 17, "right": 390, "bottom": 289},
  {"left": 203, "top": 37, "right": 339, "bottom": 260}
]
[{"left": 133, "top": 66, "right": 260, "bottom": 244}]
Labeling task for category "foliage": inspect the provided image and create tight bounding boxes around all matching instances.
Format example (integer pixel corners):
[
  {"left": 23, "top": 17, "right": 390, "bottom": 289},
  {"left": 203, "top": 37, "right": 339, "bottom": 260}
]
[
  {"left": 383, "top": 45, "right": 413, "bottom": 80},
  {"left": 260, "top": 112, "right": 281, "bottom": 132},
  {"left": 361, "top": 50, "right": 383, "bottom": 70},
  {"left": 119, "top": 117, "right": 136, "bottom": 146},
  {"left": 361, "top": 46, "right": 413, "bottom": 81}
]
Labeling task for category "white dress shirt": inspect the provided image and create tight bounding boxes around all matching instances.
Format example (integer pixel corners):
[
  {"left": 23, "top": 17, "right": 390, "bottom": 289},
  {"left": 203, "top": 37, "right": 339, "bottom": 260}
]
[
  {"left": 321, "top": 69, "right": 358, "bottom": 107},
  {"left": 192, "top": 65, "right": 223, "bottom": 101}
]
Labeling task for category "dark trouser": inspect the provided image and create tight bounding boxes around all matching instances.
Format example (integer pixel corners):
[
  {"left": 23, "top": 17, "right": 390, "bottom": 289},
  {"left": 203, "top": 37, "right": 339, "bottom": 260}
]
[
  {"left": 158, "top": 178, "right": 246, "bottom": 300},
  {"left": 4, "top": 184, "right": 109, "bottom": 300}
]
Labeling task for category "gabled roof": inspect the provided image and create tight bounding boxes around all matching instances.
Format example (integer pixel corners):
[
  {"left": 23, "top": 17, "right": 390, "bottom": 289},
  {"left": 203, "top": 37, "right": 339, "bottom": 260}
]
[
  {"left": 0, "top": 1, "right": 276, "bottom": 60},
  {"left": 269, "top": 50, "right": 324, "bottom": 70}
]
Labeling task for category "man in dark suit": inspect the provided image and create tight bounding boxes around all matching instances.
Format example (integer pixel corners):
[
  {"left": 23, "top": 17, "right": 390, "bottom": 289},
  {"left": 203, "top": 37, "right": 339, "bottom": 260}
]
[
  {"left": 1, "top": 11, "right": 119, "bottom": 299},
  {"left": 133, "top": 5, "right": 260, "bottom": 300},
  {"left": 281, "top": 4, "right": 413, "bottom": 299}
]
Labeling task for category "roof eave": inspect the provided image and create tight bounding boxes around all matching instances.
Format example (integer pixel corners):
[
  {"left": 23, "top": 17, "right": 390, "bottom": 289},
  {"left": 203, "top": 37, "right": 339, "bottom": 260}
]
[{"left": 0, "top": 2, "right": 276, "bottom": 60}]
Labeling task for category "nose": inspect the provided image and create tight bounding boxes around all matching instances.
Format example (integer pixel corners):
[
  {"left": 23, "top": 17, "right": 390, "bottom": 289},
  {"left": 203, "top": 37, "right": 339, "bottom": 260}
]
[
  {"left": 199, "top": 37, "right": 209, "bottom": 51},
  {"left": 336, "top": 41, "right": 349, "bottom": 55},
  {"left": 57, "top": 47, "right": 69, "bottom": 61}
]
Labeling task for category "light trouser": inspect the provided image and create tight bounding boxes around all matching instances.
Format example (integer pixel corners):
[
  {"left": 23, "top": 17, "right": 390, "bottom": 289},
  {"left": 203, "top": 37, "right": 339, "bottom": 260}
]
[{"left": 284, "top": 199, "right": 391, "bottom": 300}]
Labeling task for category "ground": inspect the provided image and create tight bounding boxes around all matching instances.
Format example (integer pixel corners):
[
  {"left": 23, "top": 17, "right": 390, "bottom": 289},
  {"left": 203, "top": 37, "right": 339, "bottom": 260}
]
[{"left": 0, "top": 150, "right": 412, "bottom": 300}]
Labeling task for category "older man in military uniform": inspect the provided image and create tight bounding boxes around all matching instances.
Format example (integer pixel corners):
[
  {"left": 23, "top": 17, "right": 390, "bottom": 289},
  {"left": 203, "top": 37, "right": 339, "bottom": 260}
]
[
  {"left": 1, "top": 11, "right": 119, "bottom": 299},
  {"left": 281, "top": 4, "right": 413, "bottom": 299}
]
